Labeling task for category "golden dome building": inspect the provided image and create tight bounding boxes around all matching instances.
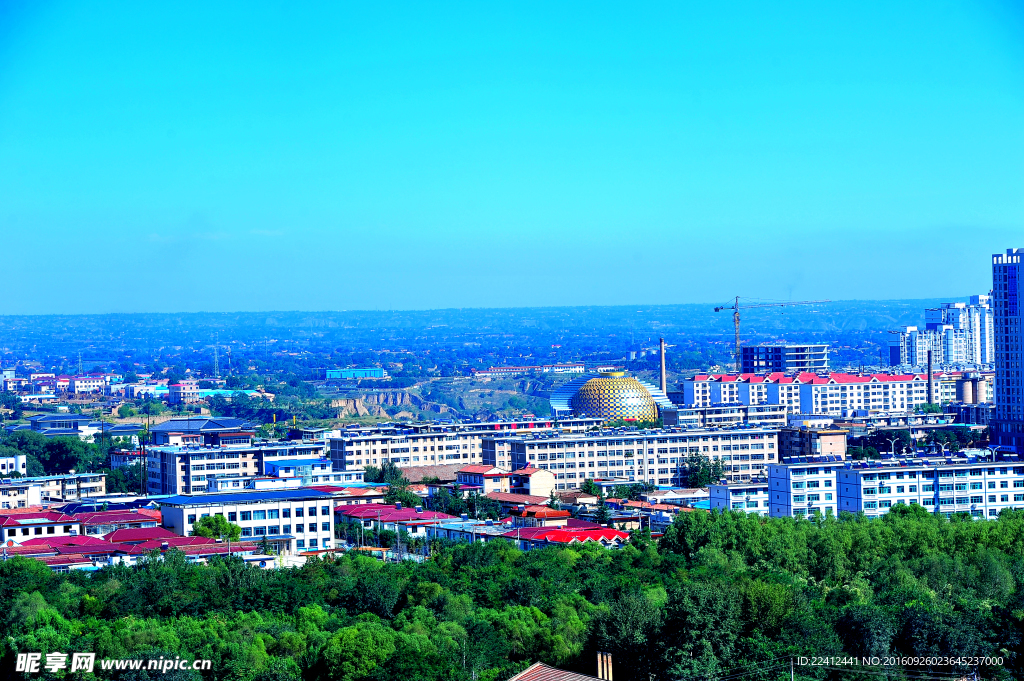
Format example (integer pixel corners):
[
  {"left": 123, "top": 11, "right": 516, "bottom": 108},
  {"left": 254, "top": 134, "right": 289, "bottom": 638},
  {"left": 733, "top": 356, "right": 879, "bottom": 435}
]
[{"left": 550, "top": 372, "right": 673, "bottom": 422}]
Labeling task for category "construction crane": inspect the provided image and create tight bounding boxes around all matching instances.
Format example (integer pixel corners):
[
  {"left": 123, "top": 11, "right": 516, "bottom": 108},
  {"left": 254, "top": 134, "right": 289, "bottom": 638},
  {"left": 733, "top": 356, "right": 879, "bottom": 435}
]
[{"left": 713, "top": 297, "right": 830, "bottom": 370}]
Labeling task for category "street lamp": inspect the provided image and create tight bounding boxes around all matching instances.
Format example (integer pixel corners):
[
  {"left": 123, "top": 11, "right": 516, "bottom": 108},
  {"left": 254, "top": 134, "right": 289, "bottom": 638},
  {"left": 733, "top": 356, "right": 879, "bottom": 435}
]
[{"left": 885, "top": 437, "right": 898, "bottom": 457}]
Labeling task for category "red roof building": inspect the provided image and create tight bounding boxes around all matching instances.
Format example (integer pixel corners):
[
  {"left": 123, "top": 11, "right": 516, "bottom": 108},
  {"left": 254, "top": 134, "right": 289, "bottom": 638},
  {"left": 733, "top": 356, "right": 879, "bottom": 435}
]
[{"left": 502, "top": 527, "right": 630, "bottom": 550}]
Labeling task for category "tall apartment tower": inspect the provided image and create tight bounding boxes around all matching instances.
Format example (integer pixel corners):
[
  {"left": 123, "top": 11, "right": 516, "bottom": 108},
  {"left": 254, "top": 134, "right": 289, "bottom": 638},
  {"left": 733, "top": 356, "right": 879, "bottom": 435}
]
[{"left": 992, "top": 248, "right": 1024, "bottom": 451}]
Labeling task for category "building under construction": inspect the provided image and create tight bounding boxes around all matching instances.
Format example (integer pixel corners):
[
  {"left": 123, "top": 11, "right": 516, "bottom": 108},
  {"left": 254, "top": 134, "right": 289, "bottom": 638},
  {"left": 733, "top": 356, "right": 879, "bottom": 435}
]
[{"left": 740, "top": 344, "right": 829, "bottom": 374}]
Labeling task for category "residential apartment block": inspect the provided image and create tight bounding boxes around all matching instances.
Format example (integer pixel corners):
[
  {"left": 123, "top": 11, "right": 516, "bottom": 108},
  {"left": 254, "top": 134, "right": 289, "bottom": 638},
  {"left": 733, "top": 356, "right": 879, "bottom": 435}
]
[
  {"left": 678, "top": 371, "right": 965, "bottom": 417},
  {"left": 889, "top": 296, "right": 995, "bottom": 368},
  {"left": 328, "top": 418, "right": 601, "bottom": 473},
  {"left": 481, "top": 425, "right": 779, "bottom": 490},
  {"left": 741, "top": 344, "right": 829, "bottom": 374},
  {"left": 709, "top": 481, "right": 771, "bottom": 515}
]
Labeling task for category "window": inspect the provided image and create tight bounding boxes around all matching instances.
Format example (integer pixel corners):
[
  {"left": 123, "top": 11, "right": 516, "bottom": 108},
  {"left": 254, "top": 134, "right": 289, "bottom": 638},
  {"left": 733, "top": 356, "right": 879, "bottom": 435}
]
[
  {"left": 254, "top": 510, "right": 267, "bottom": 520},
  {"left": 295, "top": 508, "right": 304, "bottom": 517},
  {"left": 268, "top": 510, "right": 279, "bottom": 519},
  {"left": 321, "top": 506, "right": 330, "bottom": 516},
  {"left": 268, "top": 526, "right": 280, "bottom": 535},
  {"left": 296, "top": 539, "right": 305, "bottom": 548},
  {"left": 187, "top": 514, "right": 196, "bottom": 524},
  {"left": 241, "top": 528, "right": 252, "bottom": 537},
  {"left": 282, "top": 509, "right": 291, "bottom": 518},
  {"left": 308, "top": 507, "right": 317, "bottom": 516},
  {"left": 240, "top": 511, "right": 252, "bottom": 521},
  {"left": 228, "top": 512, "right": 237, "bottom": 522},
  {"left": 322, "top": 522, "right": 330, "bottom": 532},
  {"left": 309, "top": 539, "right": 318, "bottom": 548},
  {"left": 283, "top": 525, "right": 291, "bottom": 534}
]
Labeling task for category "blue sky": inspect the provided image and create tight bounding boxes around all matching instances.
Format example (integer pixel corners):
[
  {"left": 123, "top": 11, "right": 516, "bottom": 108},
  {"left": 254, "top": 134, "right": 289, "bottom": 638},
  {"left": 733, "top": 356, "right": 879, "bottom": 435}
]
[{"left": 1, "top": 1, "right": 1022, "bottom": 314}]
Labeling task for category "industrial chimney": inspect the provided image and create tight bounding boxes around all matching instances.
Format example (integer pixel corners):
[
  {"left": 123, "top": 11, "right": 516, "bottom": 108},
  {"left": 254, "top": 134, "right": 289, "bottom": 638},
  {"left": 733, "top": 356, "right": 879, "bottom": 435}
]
[
  {"left": 659, "top": 338, "right": 667, "bottom": 396},
  {"left": 597, "top": 651, "right": 614, "bottom": 681},
  {"left": 926, "top": 350, "right": 934, "bottom": 405}
]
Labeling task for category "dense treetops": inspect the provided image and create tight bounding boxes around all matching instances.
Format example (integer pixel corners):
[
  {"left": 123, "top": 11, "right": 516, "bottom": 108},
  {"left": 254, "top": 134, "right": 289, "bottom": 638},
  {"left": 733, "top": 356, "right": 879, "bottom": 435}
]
[{"left": 2, "top": 504, "right": 1022, "bottom": 681}]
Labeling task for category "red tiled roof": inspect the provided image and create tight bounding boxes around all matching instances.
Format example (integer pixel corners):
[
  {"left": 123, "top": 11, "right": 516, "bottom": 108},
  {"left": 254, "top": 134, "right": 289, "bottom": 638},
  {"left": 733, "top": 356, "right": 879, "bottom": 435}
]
[
  {"left": 0, "top": 511, "right": 77, "bottom": 526},
  {"left": 458, "top": 465, "right": 502, "bottom": 474},
  {"left": 510, "top": 505, "right": 571, "bottom": 519},
  {"left": 105, "top": 527, "right": 178, "bottom": 543},
  {"left": 509, "top": 467, "right": 546, "bottom": 476},
  {"left": 20, "top": 536, "right": 109, "bottom": 547},
  {"left": 486, "top": 491, "right": 550, "bottom": 505},
  {"left": 126, "top": 536, "right": 217, "bottom": 553},
  {"left": 74, "top": 511, "right": 157, "bottom": 525},
  {"left": 503, "top": 527, "right": 629, "bottom": 544},
  {"left": 339, "top": 506, "right": 456, "bottom": 522},
  {"left": 509, "top": 662, "right": 601, "bottom": 681}
]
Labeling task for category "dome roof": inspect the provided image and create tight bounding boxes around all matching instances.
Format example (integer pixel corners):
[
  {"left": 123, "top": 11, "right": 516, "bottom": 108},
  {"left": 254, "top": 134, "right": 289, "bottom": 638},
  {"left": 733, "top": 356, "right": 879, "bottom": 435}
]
[{"left": 569, "top": 373, "right": 658, "bottom": 422}]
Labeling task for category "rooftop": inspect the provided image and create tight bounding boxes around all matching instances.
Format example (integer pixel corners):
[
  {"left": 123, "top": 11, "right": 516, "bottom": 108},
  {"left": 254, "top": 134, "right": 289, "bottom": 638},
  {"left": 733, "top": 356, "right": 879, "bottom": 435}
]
[{"left": 159, "top": 489, "right": 336, "bottom": 506}]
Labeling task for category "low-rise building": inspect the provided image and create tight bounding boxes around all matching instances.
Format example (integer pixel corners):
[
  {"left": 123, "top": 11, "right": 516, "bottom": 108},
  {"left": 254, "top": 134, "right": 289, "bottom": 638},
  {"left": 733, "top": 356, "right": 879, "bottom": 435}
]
[
  {"left": 768, "top": 463, "right": 839, "bottom": 517},
  {"left": 709, "top": 480, "right": 771, "bottom": 515},
  {"left": 0, "top": 510, "right": 80, "bottom": 544},
  {"left": 158, "top": 489, "right": 338, "bottom": 554},
  {"left": 778, "top": 426, "right": 848, "bottom": 463}
]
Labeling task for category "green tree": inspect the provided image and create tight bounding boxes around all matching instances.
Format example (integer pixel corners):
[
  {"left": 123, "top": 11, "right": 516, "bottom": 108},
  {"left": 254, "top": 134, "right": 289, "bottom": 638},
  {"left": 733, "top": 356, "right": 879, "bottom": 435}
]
[
  {"left": 681, "top": 453, "right": 725, "bottom": 488},
  {"left": 191, "top": 514, "right": 242, "bottom": 542}
]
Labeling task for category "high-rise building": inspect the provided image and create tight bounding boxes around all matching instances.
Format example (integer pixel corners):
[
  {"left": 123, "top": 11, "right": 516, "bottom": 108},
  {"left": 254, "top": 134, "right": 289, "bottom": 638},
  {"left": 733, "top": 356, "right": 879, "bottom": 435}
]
[
  {"left": 889, "top": 296, "right": 994, "bottom": 367},
  {"left": 740, "top": 344, "right": 829, "bottom": 374},
  {"left": 992, "top": 248, "right": 1024, "bottom": 452}
]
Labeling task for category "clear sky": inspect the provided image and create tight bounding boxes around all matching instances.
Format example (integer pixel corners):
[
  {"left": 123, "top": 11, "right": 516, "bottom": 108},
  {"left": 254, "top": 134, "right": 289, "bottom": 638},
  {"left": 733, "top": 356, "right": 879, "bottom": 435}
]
[{"left": 1, "top": 1, "right": 1022, "bottom": 314}]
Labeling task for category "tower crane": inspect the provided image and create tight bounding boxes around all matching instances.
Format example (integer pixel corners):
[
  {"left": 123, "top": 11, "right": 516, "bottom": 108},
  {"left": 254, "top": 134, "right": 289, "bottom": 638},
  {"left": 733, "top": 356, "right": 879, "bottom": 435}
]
[{"left": 713, "top": 297, "right": 830, "bottom": 370}]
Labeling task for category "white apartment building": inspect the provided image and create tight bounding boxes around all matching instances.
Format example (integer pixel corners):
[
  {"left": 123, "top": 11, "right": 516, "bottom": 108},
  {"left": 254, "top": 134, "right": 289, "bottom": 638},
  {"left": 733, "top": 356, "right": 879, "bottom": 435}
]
[
  {"left": 159, "top": 489, "right": 337, "bottom": 554},
  {"left": 709, "top": 481, "right": 771, "bottom": 515},
  {"left": 0, "top": 479, "right": 43, "bottom": 509},
  {"left": 768, "top": 464, "right": 838, "bottom": 517},
  {"left": 680, "top": 372, "right": 953, "bottom": 417},
  {"left": 837, "top": 456, "right": 1024, "bottom": 519},
  {"left": 0, "top": 453, "right": 27, "bottom": 477},
  {"left": 328, "top": 418, "right": 600, "bottom": 473},
  {"left": 482, "top": 425, "right": 779, "bottom": 489},
  {"left": 889, "top": 296, "right": 995, "bottom": 368}
]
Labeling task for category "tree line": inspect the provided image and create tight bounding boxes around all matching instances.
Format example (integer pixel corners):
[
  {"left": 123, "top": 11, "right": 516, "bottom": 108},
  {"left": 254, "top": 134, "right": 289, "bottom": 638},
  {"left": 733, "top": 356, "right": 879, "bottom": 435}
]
[{"left": 2, "top": 504, "right": 1022, "bottom": 680}]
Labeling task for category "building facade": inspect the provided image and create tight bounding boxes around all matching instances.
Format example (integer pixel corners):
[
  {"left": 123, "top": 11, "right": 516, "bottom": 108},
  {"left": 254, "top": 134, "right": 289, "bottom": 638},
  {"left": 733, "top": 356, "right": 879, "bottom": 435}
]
[
  {"left": 481, "top": 425, "right": 779, "bottom": 490},
  {"left": 158, "top": 489, "right": 337, "bottom": 554},
  {"left": 992, "top": 248, "right": 1024, "bottom": 452},
  {"left": 328, "top": 418, "right": 601, "bottom": 474},
  {"left": 740, "top": 344, "right": 829, "bottom": 374}
]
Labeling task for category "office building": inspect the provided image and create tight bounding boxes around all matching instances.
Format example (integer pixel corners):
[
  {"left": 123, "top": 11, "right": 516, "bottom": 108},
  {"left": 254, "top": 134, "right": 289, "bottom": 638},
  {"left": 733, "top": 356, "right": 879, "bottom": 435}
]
[
  {"left": 992, "top": 248, "right": 1024, "bottom": 452},
  {"left": 159, "top": 489, "right": 337, "bottom": 554},
  {"left": 146, "top": 440, "right": 333, "bottom": 495},
  {"left": 740, "top": 344, "right": 829, "bottom": 374}
]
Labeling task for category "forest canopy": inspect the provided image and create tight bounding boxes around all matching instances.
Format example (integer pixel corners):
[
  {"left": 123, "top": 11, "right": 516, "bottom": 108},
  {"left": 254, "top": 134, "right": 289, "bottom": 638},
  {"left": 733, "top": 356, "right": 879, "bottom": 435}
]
[{"left": 2, "top": 506, "right": 1022, "bottom": 681}]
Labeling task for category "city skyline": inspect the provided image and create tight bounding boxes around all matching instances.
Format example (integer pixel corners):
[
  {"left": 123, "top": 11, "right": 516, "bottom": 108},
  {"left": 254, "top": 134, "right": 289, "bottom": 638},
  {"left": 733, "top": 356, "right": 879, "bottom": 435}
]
[{"left": 1, "top": 2, "right": 1022, "bottom": 314}]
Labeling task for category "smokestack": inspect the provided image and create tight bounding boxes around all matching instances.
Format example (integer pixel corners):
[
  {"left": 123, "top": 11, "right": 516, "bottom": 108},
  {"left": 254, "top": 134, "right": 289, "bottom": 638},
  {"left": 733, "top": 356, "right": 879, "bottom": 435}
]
[
  {"left": 660, "top": 338, "right": 667, "bottom": 396},
  {"left": 597, "top": 652, "right": 614, "bottom": 681},
  {"left": 927, "top": 350, "right": 934, "bottom": 404}
]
